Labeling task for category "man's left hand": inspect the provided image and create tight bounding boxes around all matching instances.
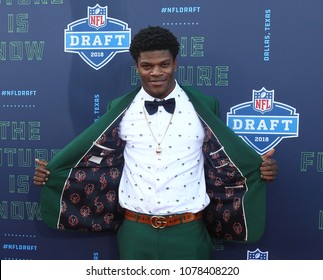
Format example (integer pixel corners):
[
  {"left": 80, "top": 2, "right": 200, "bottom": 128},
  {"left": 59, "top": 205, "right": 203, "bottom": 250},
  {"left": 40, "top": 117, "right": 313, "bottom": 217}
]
[{"left": 260, "top": 149, "right": 278, "bottom": 182}]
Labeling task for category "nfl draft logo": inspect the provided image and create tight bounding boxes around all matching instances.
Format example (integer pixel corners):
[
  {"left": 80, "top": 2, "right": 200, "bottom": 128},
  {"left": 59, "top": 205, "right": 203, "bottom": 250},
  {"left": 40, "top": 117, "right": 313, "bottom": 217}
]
[
  {"left": 247, "top": 248, "right": 269, "bottom": 260},
  {"left": 227, "top": 87, "right": 299, "bottom": 155},
  {"left": 64, "top": 4, "right": 131, "bottom": 70}
]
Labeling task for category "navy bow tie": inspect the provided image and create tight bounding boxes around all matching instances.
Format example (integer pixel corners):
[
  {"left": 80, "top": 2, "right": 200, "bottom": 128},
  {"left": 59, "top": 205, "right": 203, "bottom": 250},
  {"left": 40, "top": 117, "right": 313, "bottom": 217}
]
[{"left": 144, "top": 98, "right": 176, "bottom": 115}]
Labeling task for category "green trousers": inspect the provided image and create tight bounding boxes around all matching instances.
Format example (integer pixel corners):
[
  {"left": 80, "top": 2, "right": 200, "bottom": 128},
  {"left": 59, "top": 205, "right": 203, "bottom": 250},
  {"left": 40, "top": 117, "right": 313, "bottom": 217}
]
[{"left": 117, "top": 219, "right": 212, "bottom": 260}]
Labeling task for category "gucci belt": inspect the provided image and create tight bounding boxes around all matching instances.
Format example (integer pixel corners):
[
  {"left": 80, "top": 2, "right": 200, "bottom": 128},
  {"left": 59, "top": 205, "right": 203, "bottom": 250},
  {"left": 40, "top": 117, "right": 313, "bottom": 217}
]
[{"left": 124, "top": 209, "right": 203, "bottom": 229}]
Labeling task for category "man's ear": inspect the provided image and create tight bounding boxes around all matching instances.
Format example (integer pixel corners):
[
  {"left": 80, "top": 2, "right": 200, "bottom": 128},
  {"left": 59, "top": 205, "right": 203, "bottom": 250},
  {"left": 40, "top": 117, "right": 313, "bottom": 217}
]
[{"left": 173, "top": 58, "right": 177, "bottom": 70}]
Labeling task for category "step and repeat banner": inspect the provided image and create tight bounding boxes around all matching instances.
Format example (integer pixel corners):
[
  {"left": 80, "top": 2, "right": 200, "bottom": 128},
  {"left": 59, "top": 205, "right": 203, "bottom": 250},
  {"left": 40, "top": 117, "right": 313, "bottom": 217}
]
[{"left": 1, "top": 0, "right": 322, "bottom": 260}]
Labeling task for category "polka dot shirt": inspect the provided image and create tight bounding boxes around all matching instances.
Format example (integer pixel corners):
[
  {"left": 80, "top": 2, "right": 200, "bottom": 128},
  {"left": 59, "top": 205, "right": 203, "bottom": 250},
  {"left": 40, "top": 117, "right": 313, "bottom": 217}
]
[{"left": 118, "top": 82, "right": 210, "bottom": 215}]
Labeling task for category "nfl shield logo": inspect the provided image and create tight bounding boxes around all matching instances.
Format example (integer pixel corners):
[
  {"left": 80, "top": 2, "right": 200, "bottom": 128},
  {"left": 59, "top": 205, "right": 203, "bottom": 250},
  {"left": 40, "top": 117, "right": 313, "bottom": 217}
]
[
  {"left": 88, "top": 4, "right": 107, "bottom": 29},
  {"left": 253, "top": 87, "right": 274, "bottom": 114},
  {"left": 247, "top": 248, "right": 269, "bottom": 260}
]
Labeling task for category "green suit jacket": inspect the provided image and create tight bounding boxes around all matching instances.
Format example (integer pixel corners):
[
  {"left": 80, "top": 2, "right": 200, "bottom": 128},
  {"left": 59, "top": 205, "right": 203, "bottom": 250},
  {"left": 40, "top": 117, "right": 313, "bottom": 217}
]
[{"left": 41, "top": 86, "right": 266, "bottom": 242}]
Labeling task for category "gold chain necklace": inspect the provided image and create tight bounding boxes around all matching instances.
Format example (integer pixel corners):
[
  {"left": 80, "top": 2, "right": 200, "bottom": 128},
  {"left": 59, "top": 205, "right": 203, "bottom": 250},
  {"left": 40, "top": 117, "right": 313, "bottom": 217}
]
[{"left": 143, "top": 102, "right": 174, "bottom": 154}]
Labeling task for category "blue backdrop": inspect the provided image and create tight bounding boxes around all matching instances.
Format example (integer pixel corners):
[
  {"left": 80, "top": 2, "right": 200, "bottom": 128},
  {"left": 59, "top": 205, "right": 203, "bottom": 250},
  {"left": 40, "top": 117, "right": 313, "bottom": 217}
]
[{"left": 1, "top": 0, "right": 322, "bottom": 260}]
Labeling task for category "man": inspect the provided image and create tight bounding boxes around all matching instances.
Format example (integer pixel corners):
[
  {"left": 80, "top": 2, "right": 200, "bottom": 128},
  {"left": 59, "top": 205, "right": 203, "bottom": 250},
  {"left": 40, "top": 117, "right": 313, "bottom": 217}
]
[{"left": 34, "top": 26, "right": 277, "bottom": 260}]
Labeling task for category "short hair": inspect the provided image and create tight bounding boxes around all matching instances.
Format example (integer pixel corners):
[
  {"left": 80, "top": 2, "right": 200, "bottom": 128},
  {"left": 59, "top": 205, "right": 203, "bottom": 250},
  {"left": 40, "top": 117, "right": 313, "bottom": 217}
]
[{"left": 129, "top": 26, "right": 180, "bottom": 62}]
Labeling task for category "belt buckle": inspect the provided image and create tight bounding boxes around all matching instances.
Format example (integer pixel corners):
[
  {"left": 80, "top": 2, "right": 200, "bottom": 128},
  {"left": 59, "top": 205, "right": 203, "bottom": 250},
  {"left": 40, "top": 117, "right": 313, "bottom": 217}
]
[{"left": 150, "top": 215, "right": 167, "bottom": 229}]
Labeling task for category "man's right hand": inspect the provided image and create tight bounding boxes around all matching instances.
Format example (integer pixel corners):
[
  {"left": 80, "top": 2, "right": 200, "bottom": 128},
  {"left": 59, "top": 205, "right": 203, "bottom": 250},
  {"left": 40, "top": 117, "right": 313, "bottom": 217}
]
[{"left": 33, "top": 159, "right": 50, "bottom": 186}]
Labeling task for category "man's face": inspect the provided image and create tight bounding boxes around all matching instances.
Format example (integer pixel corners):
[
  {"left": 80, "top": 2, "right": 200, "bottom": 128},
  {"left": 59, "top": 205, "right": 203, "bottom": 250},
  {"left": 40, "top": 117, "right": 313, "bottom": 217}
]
[{"left": 136, "top": 50, "right": 177, "bottom": 99}]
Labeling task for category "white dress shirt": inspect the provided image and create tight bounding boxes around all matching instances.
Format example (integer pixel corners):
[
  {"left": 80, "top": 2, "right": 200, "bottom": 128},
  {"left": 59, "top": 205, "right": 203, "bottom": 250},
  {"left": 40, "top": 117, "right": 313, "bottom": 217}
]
[{"left": 118, "top": 82, "right": 210, "bottom": 215}]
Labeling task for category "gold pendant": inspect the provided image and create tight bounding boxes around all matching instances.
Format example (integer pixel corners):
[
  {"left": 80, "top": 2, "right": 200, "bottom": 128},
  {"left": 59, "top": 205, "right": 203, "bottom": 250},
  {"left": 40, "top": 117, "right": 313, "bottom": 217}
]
[{"left": 156, "top": 144, "right": 162, "bottom": 154}]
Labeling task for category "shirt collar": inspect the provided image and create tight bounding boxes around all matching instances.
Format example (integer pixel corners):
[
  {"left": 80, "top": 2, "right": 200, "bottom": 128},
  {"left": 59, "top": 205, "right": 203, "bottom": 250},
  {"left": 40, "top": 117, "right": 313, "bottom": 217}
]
[{"left": 139, "top": 80, "right": 181, "bottom": 101}]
